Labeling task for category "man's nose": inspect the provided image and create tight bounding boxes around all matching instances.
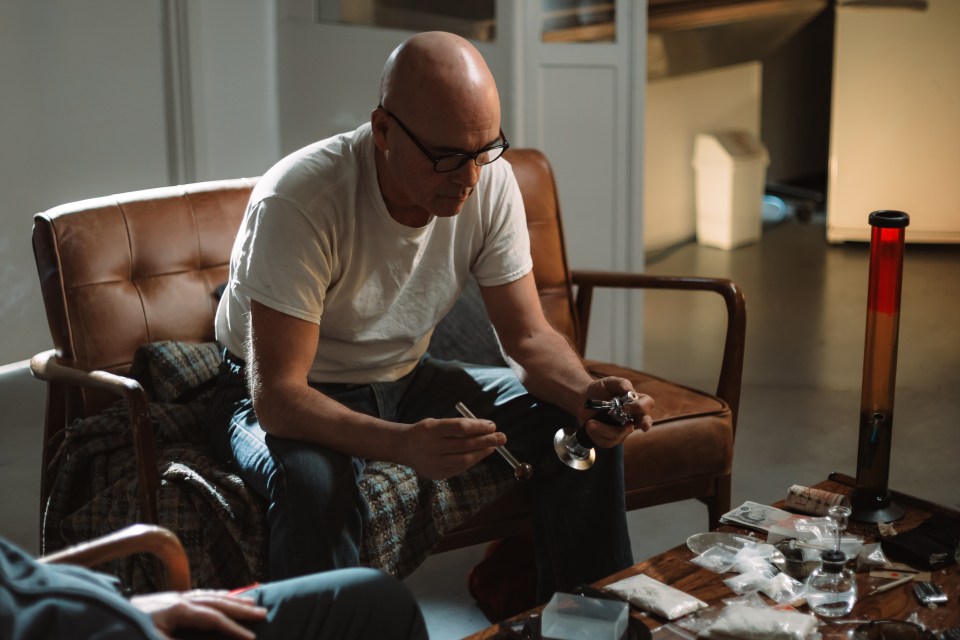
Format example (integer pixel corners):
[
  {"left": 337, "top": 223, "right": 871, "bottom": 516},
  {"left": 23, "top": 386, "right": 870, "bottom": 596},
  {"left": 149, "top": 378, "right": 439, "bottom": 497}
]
[{"left": 451, "top": 160, "right": 481, "bottom": 187}]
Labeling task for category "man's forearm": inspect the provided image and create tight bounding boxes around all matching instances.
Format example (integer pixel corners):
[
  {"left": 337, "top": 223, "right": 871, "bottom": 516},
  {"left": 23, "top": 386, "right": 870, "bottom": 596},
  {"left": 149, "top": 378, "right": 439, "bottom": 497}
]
[
  {"left": 253, "top": 380, "right": 408, "bottom": 461},
  {"left": 503, "top": 329, "right": 594, "bottom": 418}
]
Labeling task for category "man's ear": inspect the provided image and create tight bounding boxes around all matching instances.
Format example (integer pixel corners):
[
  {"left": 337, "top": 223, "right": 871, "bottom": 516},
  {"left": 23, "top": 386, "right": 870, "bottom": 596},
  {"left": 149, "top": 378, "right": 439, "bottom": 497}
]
[{"left": 371, "top": 108, "right": 390, "bottom": 151}]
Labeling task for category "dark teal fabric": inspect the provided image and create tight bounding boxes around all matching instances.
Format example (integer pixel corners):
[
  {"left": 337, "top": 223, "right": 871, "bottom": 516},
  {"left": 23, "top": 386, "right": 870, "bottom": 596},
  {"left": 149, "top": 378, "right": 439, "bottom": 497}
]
[
  {"left": 428, "top": 277, "right": 506, "bottom": 366},
  {"left": 0, "top": 537, "right": 160, "bottom": 640}
]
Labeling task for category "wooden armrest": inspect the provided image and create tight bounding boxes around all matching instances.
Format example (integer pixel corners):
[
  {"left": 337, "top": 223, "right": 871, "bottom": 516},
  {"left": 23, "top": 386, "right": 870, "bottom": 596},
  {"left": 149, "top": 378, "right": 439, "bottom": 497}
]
[
  {"left": 30, "top": 349, "right": 160, "bottom": 524},
  {"left": 571, "top": 270, "right": 746, "bottom": 428},
  {"left": 39, "top": 524, "right": 191, "bottom": 592}
]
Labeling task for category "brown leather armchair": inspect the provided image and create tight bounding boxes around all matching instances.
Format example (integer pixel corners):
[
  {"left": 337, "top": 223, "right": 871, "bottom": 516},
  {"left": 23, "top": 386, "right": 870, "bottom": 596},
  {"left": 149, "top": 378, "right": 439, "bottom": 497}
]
[{"left": 31, "top": 149, "right": 744, "bottom": 567}]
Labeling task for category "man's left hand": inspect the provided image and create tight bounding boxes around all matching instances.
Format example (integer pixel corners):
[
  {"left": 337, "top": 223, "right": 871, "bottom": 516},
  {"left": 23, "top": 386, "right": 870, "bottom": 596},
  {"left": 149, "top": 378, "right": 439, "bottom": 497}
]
[{"left": 577, "top": 377, "right": 654, "bottom": 448}]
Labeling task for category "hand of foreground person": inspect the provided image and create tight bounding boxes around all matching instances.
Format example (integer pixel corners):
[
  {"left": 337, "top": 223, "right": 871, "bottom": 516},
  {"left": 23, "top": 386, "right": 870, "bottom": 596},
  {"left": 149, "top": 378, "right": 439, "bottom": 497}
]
[{"left": 131, "top": 590, "right": 268, "bottom": 640}]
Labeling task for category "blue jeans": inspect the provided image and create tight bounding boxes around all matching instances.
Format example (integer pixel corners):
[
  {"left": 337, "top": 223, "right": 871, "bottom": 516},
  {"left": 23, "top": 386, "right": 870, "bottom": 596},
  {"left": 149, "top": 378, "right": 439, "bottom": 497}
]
[{"left": 207, "top": 350, "right": 633, "bottom": 600}]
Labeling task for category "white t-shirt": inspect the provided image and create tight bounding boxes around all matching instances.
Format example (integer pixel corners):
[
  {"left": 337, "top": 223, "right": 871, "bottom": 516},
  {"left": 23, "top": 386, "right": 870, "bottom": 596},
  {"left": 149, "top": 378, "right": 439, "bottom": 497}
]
[{"left": 215, "top": 123, "right": 533, "bottom": 383}]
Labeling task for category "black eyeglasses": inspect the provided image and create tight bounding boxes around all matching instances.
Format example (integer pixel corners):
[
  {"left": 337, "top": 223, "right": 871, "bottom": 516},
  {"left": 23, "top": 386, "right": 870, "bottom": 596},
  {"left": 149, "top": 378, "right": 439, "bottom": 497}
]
[{"left": 379, "top": 105, "right": 509, "bottom": 173}]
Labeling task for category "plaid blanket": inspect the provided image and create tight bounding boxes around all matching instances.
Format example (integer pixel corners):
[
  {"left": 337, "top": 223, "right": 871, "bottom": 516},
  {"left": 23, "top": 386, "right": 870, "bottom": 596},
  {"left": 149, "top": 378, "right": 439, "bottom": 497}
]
[{"left": 43, "top": 341, "right": 517, "bottom": 592}]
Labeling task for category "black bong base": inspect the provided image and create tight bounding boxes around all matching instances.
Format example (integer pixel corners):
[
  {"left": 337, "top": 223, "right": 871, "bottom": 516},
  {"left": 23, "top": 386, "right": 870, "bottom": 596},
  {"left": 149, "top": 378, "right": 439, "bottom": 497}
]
[{"left": 851, "top": 490, "right": 905, "bottom": 523}]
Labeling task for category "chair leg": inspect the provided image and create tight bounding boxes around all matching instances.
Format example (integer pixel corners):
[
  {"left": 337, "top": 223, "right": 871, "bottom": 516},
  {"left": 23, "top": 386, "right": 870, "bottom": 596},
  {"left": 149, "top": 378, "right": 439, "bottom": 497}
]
[{"left": 699, "top": 475, "right": 732, "bottom": 531}]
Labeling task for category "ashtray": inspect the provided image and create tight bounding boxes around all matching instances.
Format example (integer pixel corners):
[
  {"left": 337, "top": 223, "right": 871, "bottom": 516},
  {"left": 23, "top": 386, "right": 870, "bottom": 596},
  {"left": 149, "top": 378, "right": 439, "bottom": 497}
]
[{"left": 771, "top": 538, "right": 820, "bottom": 580}]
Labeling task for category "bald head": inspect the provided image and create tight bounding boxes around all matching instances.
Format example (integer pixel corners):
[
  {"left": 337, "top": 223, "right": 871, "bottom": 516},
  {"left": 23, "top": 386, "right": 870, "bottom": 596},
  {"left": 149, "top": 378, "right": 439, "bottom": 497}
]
[{"left": 379, "top": 32, "right": 500, "bottom": 130}]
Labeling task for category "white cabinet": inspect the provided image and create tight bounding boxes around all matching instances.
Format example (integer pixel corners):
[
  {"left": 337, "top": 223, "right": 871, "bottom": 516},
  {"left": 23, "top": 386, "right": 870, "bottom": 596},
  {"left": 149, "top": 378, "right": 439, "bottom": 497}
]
[
  {"left": 827, "top": 0, "right": 960, "bottom": 243},
  {"left": 519, "top": 1, "right": 648, "bottom": 366}
]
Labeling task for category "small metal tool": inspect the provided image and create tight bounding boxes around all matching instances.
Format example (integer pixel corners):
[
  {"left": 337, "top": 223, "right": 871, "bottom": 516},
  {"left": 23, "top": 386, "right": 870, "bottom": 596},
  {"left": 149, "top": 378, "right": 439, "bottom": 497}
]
[
  {"left": 554, "top": 391, "right": 639, "bottom": 471},
  {"left": 912, "top": 580, "right": 948, "bottom": 607},
  {"left": 455, "top": 402, "right": 533, "bottom": 481}
]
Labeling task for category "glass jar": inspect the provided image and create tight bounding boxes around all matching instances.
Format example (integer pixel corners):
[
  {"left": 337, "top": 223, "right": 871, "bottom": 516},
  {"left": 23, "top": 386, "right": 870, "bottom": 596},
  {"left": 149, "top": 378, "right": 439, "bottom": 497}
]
[{"left": 805, "top": 549, "right": 857, "bottom": 617}]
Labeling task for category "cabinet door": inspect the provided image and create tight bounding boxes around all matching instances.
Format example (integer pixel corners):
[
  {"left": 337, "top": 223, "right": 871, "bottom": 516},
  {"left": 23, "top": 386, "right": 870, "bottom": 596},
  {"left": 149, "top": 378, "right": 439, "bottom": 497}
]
[{"left": 520, "top": 0, "right": 648, "bottom": 366}]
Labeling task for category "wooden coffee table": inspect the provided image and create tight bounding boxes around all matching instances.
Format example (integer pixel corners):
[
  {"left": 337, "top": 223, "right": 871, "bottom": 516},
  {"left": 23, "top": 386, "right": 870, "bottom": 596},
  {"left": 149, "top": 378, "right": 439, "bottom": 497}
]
[{"left": 464, "top": 473, "right": 958, "bottom": 639}]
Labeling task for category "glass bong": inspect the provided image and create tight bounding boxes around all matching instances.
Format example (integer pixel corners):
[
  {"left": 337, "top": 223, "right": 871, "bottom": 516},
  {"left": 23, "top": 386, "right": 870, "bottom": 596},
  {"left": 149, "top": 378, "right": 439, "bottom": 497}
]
[
  {"left": 805, "top": 505, "right": 858, "bottom": 617},
  {"left": 554, "top": 391, "right": 638, "bottom": 470}
]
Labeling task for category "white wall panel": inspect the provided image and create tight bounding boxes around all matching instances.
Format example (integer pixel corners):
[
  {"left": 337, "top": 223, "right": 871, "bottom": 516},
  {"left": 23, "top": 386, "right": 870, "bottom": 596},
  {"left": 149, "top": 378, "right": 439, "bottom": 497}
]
[
  {"left": 187, "top": 0, "right": 281, "bottom": 181},
  {"left": 541, "top": 66, "right": 619, "bottom": 270}
]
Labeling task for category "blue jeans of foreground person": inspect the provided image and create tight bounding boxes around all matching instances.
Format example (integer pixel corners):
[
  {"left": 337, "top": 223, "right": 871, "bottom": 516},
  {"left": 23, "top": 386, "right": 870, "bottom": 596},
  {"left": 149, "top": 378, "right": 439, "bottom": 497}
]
[
  {"left": 0, "top": 533, "right": 427, "bottom": 640},
  {"left": 207, "top": 350, "right": 633, "bottom": 601}
]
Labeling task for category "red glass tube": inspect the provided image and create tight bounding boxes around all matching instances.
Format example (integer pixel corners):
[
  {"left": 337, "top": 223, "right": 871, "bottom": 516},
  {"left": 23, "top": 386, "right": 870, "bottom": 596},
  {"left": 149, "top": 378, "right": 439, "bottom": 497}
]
[{"left": 852, "top": 210, "right": 909, "bottom": 523}]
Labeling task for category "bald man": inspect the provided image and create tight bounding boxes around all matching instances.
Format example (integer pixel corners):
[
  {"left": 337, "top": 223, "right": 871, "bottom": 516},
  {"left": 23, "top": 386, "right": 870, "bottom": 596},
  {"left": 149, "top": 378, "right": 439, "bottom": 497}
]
[{"left": 209, "top": 31, "right": 653, "bottom": 601}]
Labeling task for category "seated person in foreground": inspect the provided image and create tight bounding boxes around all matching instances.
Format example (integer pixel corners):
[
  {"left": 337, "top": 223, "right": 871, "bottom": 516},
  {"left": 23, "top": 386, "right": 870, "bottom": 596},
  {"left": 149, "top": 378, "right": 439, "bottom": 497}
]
[
  {"left": 0, "top": 535, "right": 427, "bottom": 640},
  {"left": 207, "top": 30, "right": 655, "bottom": 601}
]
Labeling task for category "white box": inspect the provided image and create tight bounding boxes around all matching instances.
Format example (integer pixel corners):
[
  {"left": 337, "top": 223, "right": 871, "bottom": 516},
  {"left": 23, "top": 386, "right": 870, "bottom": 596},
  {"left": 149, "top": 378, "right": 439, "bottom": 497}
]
[{"left": 693, "top": 131, "right": 769, "bottom": 250}]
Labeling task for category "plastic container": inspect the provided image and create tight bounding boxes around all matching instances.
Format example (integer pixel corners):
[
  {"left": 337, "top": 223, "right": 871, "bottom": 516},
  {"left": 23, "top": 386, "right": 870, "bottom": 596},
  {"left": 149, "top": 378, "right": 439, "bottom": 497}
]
[
  {"left": 692, "top": 130, "right": 769, "bottom": 250},
  {"left": 540, "top": 592, "right": 629, "bottom": 640}
]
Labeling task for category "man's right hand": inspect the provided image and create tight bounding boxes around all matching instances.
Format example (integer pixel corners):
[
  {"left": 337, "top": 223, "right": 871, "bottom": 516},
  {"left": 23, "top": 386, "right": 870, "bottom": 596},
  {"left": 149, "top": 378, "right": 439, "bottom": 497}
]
[{"left": 401, "top": 417, "right": 506, "bottom": 480}]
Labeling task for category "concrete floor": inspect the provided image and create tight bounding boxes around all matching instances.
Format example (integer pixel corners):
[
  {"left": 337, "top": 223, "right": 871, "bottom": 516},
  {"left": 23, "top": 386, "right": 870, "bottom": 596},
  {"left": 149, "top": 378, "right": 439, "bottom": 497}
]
[{"left": 1, "top": 213, "right": 958, "bottom": 638}]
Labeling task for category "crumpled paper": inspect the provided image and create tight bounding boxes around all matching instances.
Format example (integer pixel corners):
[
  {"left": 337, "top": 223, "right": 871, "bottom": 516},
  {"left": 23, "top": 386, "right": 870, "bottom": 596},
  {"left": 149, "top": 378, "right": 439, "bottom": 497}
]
[{"left": 605, "top": 573, "right": 708, "bottom": 620}]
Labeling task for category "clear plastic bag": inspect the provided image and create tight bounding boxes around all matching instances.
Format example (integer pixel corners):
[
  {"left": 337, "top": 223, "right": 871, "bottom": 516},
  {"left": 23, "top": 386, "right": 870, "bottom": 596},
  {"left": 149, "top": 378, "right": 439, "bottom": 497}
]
[
  {"left": 723, "top": 566, "right": 777, "bottom": 595},
  {"left": 768, "top": 515, "right": 864, "bottom": 558},
  {"left": 691, "top": 546, "right": 739, "bottom": 573},
  {"left": 702, "top": 601, "right": 819, "bottom": 639},
  {"left": 732, "top": 543, "right": 777, "bottom": 574},
  {"left": 759, "top": 572, "right": 807, "bottom": 605},
  {"left": 605, "top": 573, "right": 708, "bottom": 620},
  {"left": 855, "top": 542, "right": 890, "bottom": 571}
]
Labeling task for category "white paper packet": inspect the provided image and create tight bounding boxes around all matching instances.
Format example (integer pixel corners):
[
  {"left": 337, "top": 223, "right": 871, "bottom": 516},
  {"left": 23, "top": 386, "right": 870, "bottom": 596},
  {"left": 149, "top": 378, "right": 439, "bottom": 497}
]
[{"left": 605, "top": 573, "right": 708, "bottom": 620}]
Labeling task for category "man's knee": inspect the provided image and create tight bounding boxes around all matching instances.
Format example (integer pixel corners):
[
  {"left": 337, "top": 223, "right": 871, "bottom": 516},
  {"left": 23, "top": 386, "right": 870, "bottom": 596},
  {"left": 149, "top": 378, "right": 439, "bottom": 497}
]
[
  {"left": 268, "top": 439, "right": 363, "bottom": 512},
  {"left": 329, "top": 568, "right": 427, "bottom": 639}
]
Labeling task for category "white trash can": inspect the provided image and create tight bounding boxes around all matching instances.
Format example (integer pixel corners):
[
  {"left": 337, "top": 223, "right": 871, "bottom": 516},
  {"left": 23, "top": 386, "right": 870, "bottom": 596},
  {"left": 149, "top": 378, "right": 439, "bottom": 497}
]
[{"left": 692, "top": 131, "right": 769, "bottom": 250}]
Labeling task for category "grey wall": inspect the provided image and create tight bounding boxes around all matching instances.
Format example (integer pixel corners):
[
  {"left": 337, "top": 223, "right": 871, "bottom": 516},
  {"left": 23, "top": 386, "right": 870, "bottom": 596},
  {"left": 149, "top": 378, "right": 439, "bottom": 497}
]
[
  {"left": 274, "top": 2, "right": 517, "bottom": 157},
  {"left": 0, "top": 1, "right": 168, "bottom": 366},
  {"left": 0, "top": 0, "right": 278, "bottom": 366}
]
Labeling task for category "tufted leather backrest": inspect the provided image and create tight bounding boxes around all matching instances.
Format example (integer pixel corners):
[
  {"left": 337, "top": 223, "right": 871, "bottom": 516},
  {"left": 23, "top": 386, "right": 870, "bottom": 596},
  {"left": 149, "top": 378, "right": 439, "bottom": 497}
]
[
  {"left": 33, "top": 179, "right": 255, "bottom": 413},
  {"left": 32, "top": 150, "right": 576, "bottom": 416}
]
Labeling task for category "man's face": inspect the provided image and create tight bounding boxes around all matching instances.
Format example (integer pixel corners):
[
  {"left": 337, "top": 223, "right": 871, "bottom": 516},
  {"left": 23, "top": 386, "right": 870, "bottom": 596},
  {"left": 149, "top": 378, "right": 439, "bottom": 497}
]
[{"left": 375, "top": 105, "right": 503, "bottom": 222}]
